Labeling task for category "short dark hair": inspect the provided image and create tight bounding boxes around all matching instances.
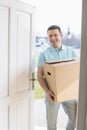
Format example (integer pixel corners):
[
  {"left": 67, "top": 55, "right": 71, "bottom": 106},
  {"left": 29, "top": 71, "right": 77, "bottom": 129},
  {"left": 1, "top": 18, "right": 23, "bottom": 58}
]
[{"left": 47, "top": 25, "right": 61, "bottom": 33}]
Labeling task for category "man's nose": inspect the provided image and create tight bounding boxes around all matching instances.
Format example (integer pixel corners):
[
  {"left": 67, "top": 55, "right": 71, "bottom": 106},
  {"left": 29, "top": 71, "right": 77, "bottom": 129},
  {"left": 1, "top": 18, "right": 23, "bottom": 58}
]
[{"left": 52, "top": 36, "right": 55, "bottom": 40}]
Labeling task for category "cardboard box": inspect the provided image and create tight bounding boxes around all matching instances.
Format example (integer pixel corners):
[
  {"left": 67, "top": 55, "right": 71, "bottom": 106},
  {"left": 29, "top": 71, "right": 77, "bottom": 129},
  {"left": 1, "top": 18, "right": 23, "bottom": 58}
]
[{"left": 43, "top": 59, "right": 80, "bottom": 103}]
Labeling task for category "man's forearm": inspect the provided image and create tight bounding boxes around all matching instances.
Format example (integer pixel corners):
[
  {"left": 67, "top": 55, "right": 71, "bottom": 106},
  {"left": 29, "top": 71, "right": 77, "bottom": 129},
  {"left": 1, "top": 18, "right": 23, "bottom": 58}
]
[{"left": 37, "top": 76, "right": 49, "bottom": 93}]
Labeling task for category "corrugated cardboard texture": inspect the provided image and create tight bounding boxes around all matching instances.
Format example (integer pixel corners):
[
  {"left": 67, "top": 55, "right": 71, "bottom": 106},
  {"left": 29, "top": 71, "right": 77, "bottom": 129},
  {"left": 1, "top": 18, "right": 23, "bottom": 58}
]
[{"left": 43, "top": 59, "right": 80, "bottom": 103}]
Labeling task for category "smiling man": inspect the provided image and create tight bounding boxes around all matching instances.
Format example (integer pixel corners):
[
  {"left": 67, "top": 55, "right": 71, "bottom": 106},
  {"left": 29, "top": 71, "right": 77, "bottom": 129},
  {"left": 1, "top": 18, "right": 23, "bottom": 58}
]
[{"left": 37, "top": 25, "right": 77, "bottom": 130}]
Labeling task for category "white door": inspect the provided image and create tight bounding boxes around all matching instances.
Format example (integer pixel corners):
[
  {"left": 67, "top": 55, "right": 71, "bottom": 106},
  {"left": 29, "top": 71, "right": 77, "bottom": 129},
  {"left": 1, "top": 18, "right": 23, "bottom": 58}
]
[{"left": 0, "top": 0, "right": 36, "bottom": 130}]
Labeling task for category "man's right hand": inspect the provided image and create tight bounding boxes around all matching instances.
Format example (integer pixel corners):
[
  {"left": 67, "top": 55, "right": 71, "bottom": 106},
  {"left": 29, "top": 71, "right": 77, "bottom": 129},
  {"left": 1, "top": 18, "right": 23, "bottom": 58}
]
[
  {"left": 46, "top": 89, "right": 55, "bottom": 101},
  {"left": 37, "top": 67, "right": 55, "bottom": 101}
]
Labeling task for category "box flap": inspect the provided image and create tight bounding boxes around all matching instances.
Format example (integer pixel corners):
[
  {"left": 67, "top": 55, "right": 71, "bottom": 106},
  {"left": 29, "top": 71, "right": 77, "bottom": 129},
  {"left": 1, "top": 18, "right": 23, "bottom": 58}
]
[{"left": 45, "top": 58, "right": 75, "bottom": 64}]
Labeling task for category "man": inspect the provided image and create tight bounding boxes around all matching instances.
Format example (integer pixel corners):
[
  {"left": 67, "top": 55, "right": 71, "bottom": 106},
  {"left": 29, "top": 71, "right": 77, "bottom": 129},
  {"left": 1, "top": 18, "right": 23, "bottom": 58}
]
[{"left": 37, "top": 25, "right": 77, "bottom": 130}]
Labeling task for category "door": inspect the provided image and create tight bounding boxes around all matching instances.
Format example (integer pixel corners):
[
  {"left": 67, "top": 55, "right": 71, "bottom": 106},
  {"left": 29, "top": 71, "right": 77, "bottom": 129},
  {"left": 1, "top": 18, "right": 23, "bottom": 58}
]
[{"left": 0, "top": 0, "right": 36, "bottom": 130}]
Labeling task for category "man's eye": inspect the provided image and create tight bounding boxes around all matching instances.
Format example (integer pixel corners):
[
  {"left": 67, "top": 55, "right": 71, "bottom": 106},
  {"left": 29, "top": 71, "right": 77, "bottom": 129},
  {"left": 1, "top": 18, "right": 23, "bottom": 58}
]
[{"left": 54, "top": 34, "right": 58, "bottom": 37}]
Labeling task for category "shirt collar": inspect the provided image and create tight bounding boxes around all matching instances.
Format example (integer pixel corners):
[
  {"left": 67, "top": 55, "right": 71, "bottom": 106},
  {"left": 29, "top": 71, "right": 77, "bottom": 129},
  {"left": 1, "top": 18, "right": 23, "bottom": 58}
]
[{"left": 50, "top": 44, "right": 66, "bottom": 51}]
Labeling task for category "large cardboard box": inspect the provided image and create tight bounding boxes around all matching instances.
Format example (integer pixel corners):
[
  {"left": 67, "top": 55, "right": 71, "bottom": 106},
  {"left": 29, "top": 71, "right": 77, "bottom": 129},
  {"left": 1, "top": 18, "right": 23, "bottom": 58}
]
[{"left": 43, "top": 59, "right": 80, "bottom": 103}]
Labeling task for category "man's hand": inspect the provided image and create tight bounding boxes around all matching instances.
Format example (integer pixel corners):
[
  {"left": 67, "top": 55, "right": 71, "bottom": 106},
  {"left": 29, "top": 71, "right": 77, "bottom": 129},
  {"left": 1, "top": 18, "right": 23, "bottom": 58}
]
[
  {"left": 37, "top": 67, "right": 55, "bottom": 101},
  {"left": 46, "top": 89, "right": 55, "bottom": 101}
]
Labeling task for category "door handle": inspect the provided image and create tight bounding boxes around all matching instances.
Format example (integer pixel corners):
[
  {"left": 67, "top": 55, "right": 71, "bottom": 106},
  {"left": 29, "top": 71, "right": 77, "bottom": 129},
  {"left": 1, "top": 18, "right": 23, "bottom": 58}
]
[
  {"left": 30, "top": 78, "right": 36, "bottom": 81},
  {"left": 30, "top": 72, "right": 36, "bottom": 89}
]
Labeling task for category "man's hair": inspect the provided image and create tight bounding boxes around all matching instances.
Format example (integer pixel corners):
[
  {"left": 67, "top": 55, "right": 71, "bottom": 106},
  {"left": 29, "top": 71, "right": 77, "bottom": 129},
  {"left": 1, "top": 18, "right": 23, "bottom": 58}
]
[{"left": 47, "top": 25, "right": 61, "bottom": 33}]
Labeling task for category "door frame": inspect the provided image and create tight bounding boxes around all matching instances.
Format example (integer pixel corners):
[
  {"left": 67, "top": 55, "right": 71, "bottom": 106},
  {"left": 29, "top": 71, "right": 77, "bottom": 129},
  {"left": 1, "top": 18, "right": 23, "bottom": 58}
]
[{"left": 77, "top": 0, "right": 87, "bottom": 129}]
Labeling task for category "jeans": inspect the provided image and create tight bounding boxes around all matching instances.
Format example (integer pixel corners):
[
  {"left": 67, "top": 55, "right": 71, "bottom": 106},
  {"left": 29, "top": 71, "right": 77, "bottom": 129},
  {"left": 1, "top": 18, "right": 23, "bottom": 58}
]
[{"left": 45, "top": 96, "right": 77, "bottom": 130}]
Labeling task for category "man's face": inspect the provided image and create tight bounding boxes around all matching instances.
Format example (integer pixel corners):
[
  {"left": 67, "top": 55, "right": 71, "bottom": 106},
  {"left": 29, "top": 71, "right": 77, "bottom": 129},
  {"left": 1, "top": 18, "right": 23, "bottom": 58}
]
[{"left": 47, "top": 29, "right": 62, "bottom": 48}]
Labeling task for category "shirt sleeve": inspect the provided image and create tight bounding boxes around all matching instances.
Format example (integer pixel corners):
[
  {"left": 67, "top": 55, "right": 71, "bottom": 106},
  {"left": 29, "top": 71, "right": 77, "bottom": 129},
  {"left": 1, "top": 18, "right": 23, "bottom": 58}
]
[{"left": 37, "top": 52, "right": 46, "bottom": 67}]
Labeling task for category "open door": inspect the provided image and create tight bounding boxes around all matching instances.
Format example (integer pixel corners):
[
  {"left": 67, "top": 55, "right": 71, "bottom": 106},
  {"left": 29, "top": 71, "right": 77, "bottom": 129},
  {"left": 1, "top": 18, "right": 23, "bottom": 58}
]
[{"left": 0, "top": 0, "right": 36, "bottom": 130}]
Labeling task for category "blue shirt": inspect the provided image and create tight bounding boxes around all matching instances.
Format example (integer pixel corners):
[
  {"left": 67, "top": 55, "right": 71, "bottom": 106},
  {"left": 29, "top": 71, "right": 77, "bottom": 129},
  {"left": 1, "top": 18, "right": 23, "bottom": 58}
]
[{"left": 38, "top": 45, "right": 77, "bottom": 67}]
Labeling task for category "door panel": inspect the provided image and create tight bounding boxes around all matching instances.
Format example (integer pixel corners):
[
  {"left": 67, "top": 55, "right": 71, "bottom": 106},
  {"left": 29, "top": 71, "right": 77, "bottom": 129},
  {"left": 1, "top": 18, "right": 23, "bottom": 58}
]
[
  {"left": 0, "top": 105, "right": 8, "bottom": 130},
  {"left": 0, "top": 6, "right": 9, "bottom": 97},
  {"left": 16, "top": 11, "right": 31, "bottom": 93},
  {"left": 9, "top": 91, "right": 34, "bottom": 130}
]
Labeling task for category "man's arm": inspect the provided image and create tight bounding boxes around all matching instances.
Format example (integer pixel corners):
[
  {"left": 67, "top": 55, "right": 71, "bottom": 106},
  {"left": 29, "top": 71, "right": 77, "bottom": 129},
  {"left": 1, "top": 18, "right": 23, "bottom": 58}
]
[{"left": 37, "top": 66, "right": 55, "bottom": 101}]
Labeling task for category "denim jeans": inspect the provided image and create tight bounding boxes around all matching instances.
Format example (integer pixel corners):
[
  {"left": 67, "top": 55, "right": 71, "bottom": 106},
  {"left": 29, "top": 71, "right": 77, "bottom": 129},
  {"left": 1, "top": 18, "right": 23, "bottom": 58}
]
[{"left": 45, "top": 96, "right": 77, "bottom": 130}]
